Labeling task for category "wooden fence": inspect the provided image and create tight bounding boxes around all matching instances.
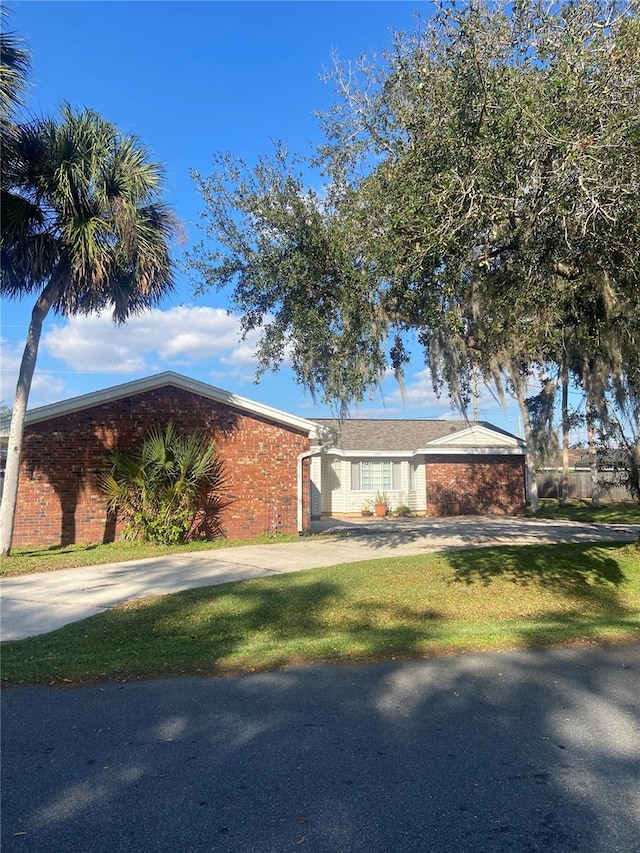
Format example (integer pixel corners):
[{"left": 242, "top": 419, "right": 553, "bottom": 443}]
[{"left": 535, "top": 470, "right": 634, "bottom": 502}]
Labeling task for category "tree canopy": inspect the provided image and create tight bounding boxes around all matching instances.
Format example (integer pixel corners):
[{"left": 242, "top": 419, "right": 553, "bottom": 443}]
[{"left": 189, "top": 0, "right": 640, "bottom": 506}]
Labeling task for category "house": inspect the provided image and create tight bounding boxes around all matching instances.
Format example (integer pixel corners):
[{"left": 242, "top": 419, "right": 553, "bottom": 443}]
[
  {"left": 0, "top": 373, "right": 526, "bottom": 549},
  {"left": 309, "top": 419, "right": 526, "bottom": 518},
  {"left": 0, "top": 372, "right": 330, "bottom": 548}
]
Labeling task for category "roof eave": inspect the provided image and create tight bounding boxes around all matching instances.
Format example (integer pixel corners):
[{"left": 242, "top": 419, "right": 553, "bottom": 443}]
[
  {"left": 4, "top": 372, "right": 321, "bottom": 437},
  {"left": 325, "top": 446, "right": 526, "bottom": 457}
]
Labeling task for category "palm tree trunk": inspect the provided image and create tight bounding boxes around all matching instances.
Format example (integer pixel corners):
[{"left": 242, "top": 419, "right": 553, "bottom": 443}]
[{"left": 0, "top": 280, "right": 60, "bottom": 556}]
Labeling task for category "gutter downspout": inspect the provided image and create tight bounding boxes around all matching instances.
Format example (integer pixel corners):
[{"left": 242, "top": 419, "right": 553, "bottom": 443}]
[{"left": 297, "top": 430, "right": 336, "bottom": 535}]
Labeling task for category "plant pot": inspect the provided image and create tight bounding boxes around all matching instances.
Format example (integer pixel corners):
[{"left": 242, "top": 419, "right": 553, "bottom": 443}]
[{"left": 374, "top": 503, "right": 388, "bottom": 517}]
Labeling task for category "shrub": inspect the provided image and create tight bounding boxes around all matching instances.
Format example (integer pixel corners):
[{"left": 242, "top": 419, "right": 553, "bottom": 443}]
[
  {"left": 394, "top": 504, "right": 412, "bottom": 517},
  {"left": 100, "top": 422, "right": 231, "bottom": 544}
]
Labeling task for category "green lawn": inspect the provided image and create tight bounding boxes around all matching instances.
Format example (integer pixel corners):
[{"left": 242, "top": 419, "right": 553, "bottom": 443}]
[
  {"left": 0, "top": 532, "right": 300, "bottom": 577},
  {"left": 2, "top": 542, "right": 639, "bottom": 686},
  {"left": 529, "top": 500, "right": 640, "bottom": 524}
]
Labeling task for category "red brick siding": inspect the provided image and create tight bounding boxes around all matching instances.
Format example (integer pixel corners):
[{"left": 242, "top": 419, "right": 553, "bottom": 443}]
[
  {"left": 12, "top": 387, "right": 311, "bottom": 548},
  {"left": 425, "top": 455, "right": 526, "bottom": 516}
]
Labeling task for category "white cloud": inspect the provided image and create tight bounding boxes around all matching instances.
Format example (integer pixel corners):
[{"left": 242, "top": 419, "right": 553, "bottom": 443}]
[
  {"left": 42, "top": 305, "right": 260, "bottom": 374},
  {"left": 29, "top": 374, "right": 67, "bottom": 407},
  {"left": 219, "top": 341, "right": 261, "bottom": 369},
  {"left": 2, "top": 306, "right": 268, "bottom": 409},
  {"left": 0, "top": 340, "right": 21, "bottom": 405},
  {"left": 385, "top": 367, "right": 448, "bottom": 411},
  {"left": 2, "top": 305, "right": 294, "bottom": 410},
  {"left": 1, "top": 338, "right": 67, "bottom": 408}
]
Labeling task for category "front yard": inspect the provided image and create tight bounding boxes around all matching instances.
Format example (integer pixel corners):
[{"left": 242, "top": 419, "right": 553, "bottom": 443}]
[
  {"left": 2, "top": 541, "right": 639, "bottom": 685},
  {"left": 529, "top": 500, "right": 640, "bottom": 524}
]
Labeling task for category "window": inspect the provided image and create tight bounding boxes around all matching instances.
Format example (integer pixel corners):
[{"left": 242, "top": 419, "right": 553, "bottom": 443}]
[{"left": 351, "top": 460, "right": 402, "bottom": 491}]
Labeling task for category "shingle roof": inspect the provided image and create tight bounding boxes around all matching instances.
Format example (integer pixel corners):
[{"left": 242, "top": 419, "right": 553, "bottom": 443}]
[{"left": 314, "top": 418, "right": 517, "bottom": 452}]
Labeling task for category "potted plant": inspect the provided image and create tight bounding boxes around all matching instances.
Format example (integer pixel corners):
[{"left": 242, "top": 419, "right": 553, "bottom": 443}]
[
  {"left": 374, "top": 491, "right": 389, "bottom": 517},
  {"left": 361, "top": 500, "right": 373, "bottom": 517}
]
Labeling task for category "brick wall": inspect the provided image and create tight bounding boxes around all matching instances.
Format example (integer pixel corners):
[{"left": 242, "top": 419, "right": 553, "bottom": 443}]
[
  {"left": 425, "top": 455, "right": 526, "bottom": 516},
  {"left": 12, "top": 386, "right": 312, "bottom": 548}
]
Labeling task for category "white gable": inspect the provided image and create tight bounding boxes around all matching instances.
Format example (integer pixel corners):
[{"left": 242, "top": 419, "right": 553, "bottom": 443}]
[{"left": 425, "top": 424, "right": 524, "bottom": 451}]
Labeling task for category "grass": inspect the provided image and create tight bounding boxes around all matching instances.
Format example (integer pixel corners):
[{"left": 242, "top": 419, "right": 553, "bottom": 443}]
[
  {"left": 0, "top": 532, "right": 300, "bottom": 577},
  {"left": 529, "top": 499, "right": 640, "bottom": 524},
  {"left": 2, "top": 541, "right": 639, "bottom": 686}
]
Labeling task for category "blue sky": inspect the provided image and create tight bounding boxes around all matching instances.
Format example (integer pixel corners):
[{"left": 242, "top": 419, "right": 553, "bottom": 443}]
[{"left": 1, "top": 0, "right": 527, "bottom": 434}]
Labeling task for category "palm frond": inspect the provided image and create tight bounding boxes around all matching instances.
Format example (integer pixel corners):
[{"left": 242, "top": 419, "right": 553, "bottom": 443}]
[
  {"left": 101, "top": 423, "right": 231, "bottom": 543},
  {"left": 2, "top": 103, "right": 178, "bottom": 320},
  {"left": 0, "top": 18, "right": 30, "bottom": 123}
]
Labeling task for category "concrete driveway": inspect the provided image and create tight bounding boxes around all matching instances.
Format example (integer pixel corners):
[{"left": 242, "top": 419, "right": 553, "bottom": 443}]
[{"left": 1, "top": 516, "right": 638, "bottom": 641}]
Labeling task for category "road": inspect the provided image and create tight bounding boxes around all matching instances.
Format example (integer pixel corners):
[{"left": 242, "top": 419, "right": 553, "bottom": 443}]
[{"left": 2, "top": 643, "right": 639, "bottom": 852}]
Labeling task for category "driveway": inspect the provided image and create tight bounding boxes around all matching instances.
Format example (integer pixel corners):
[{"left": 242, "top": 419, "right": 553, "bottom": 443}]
[
  {"left": 1, "top": 516, "right": 638, "bottom": 641},
  {"left": 2, "top": 642, "right": 639, "bottom": 852}
]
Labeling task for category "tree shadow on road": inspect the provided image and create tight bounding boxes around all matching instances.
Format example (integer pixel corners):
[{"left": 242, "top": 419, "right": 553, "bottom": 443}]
[{"left": 3, "top": 641, "right": 639, "bottom": 852}]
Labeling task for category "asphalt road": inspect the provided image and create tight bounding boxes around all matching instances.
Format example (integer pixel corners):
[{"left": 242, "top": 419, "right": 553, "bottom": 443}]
[
  {"left": 2, "top": 515, "right": 639, "bottom": 640},
  {"left": 2, "top": 643, "right": 639, "bottom": 852}
]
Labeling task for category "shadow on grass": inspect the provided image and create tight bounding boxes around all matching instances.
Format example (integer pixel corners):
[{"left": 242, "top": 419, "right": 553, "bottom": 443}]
[
  {"left": 0, "top": 578, "right": 450, "bottom": 683},
  {"left": 113, "top": 579, "right": 450, "bottom": 667},
  {"left": 3, "top": 544, "right": 639, "bottom": 685},
  {"left": 533, "top": 500, "right": 640, "bottom": 524},
  {"left": 514, "top": 612, "right": 640, "bottom": 648},
  {"left": 14, "top": 543, "right": 100, "bottom": 557},
  {"left": 447, "top": 542, "right": 627, "bottom": 604}
]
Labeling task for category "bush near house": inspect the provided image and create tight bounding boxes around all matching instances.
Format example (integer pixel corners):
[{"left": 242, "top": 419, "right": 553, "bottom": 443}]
[{"left": 100, "top": 422, "right": 230, "bottom": 545}]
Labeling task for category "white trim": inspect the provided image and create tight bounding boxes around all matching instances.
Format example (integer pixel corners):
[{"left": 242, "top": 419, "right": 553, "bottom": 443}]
[
  {"left": 422, "top": 446, "right": 526, "bottom": 456},
  {"left": 298, "top": 439, "right": 336, "bottom": 533},
  {"left": 427, "top": 424, "right": 524, "bottom": 448},
  {"left": 4, "top": 372, "right": 327, "bottom": 439},
  {"left": 326, "top": 446, "right": 525, "bottom": 458},
  {"left": 328, "top": 449, "right": 415, "bottom": 459}
]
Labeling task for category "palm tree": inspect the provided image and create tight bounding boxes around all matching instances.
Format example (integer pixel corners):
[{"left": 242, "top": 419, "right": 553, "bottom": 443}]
[
  {"left": 0, "top": 15, "right": 30, "bottom": 126},
  {"left": 101, "top": 422, "right": 230, "bottom": 544},
  {"left": 0, "top": 105, "right": 177, "bottom": 555}
]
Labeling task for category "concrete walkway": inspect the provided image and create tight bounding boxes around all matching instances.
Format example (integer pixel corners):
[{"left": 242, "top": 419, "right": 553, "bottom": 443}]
[{"left": 1, "top": 516, "right": 638, "bottom": 641}]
